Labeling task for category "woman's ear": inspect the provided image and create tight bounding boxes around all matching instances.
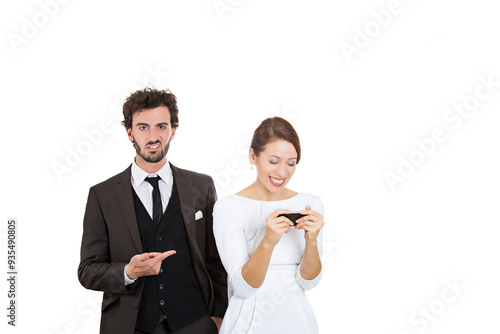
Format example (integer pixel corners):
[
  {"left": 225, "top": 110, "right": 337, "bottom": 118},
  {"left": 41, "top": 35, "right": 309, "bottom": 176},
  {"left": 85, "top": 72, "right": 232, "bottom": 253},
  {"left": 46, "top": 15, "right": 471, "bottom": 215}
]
[{"left": 249, "top": 148, "right": 256, "bottom": 165}]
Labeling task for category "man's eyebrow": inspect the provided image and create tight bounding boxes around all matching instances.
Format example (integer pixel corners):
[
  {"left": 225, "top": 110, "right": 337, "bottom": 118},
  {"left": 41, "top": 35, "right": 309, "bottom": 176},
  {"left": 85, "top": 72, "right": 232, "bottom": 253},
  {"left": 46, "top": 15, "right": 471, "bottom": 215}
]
[{"left": 135, "top": 122, "right": 169, "bottom": 127}]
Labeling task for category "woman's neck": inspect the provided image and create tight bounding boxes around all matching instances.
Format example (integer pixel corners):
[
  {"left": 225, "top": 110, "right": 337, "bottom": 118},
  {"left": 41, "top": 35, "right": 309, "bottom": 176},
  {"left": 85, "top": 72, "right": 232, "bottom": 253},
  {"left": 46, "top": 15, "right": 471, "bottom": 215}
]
[{"left": 252, "top": 181, "right": 283, "bottom": 202}]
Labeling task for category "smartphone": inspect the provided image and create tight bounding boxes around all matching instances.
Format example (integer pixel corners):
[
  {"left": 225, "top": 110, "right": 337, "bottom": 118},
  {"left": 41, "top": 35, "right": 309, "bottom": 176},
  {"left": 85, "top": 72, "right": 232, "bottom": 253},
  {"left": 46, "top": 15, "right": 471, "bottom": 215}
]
[{"left": 277, "top": 213, "right": 307, "bottom": 226}]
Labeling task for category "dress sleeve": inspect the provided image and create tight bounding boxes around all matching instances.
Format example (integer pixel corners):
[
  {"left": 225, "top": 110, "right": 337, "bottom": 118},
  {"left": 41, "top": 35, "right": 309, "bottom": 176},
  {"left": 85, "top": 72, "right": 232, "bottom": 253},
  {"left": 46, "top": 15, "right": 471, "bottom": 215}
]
[
  {"left": 213, "top": 198, "right": 259, "bottom": 299},
  {"left": 296, "top": 195, "right": 324, "bottom": 290}
]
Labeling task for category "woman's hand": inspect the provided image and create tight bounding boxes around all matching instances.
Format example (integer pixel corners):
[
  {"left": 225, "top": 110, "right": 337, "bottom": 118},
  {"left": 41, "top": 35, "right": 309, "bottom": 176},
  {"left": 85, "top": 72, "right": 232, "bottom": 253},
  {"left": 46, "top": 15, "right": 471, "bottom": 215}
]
[
  {"left": 262, "top": 209, "right": 293, "bottom": 247},
  {"left": 295, "top": 205, "right": 325, "bottom": 243},
  {"left": 242, "top": 209, "right": 293, "bottom": 288}
]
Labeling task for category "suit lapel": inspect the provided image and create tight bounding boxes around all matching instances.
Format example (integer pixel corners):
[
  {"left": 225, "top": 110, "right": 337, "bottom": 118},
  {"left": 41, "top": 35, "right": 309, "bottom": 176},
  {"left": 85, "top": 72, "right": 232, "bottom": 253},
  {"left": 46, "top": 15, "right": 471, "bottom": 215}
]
[
  {"left": 115, "top": 165, "right": 143, "bottom": 254},
  {"left": 169, "top": 163, "right": 212, "bottom": 306},
  {"left": 170, "top": 163, "right": 196, "bottom": 238}
]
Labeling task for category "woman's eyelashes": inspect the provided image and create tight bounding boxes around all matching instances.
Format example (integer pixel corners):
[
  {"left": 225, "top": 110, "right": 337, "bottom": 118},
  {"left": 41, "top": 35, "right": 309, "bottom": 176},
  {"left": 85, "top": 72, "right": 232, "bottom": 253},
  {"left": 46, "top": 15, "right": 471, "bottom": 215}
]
[{"left": 268, "top": 161, "right": 296, "bottom": 167}]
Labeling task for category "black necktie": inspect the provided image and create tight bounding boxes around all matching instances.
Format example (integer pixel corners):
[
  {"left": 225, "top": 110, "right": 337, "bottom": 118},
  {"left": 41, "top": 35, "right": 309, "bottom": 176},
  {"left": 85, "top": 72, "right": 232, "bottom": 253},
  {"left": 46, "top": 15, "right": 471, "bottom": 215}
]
[{"left": 145, "top": 176, "right": 162, "bottom": 224}]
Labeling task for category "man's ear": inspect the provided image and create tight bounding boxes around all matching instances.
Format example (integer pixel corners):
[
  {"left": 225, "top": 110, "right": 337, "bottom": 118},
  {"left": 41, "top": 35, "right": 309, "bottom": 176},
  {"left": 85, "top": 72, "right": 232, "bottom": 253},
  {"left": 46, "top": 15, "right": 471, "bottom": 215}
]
[
  {"left": 126, "top": 128, "right": 134, "bottom": 142},
  {"left": 170, "top": 127, "right": 177, "bottom": 141}
]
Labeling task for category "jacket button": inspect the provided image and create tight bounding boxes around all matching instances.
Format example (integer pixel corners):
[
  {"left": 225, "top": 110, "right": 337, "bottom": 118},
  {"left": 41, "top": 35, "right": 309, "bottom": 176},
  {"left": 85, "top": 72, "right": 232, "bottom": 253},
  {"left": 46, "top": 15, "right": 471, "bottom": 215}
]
[
  {"left": 133, "top": 303, "right": 139, "bottom": 310},
  {"left": 159, "top": 300, "right": 165, "bottom": 306},
  {"left": 159, "top": 284, "right": 164, "bottom": 289},
  {"left": 159, "top": 268, "right": 163, "bottom": 274},
  {"left": 156, "top": 236, "right": 163, "bottom": 241}
]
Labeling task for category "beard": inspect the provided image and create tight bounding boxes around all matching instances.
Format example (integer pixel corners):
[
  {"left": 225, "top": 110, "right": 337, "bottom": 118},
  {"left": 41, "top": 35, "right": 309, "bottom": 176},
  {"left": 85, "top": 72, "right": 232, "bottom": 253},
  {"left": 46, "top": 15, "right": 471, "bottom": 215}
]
[{"left": 133, "top": 137, "right": 171, "bottom": 163}]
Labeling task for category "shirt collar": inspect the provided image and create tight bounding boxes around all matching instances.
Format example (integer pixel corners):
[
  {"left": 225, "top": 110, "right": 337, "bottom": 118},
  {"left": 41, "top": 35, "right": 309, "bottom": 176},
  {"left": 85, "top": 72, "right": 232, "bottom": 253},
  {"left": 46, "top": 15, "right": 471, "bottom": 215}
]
[{"left": 131, "top": 160, "right": 172, "bottom": 188}]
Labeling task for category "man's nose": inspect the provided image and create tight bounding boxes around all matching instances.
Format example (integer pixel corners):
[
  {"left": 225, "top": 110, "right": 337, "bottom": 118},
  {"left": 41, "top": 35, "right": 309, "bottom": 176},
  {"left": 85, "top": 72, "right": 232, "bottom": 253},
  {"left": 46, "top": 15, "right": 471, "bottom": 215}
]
[{"left": 149, "top": 128, "right": 161, "bottom": 141}]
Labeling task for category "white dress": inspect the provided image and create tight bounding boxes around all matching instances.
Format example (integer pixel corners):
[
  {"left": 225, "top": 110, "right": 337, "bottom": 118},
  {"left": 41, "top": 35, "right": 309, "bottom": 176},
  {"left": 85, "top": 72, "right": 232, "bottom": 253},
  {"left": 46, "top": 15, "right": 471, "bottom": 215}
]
[{"left": 213, "top": 193, "right": 324, "bottom": 334}]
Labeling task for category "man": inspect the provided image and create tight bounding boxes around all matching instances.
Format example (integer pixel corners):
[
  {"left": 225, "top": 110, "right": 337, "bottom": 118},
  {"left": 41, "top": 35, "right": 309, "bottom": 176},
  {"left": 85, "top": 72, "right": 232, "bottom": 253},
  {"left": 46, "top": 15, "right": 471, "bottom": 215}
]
[{"left": 78, "top": 88, "right": 227, "bottom": 334}]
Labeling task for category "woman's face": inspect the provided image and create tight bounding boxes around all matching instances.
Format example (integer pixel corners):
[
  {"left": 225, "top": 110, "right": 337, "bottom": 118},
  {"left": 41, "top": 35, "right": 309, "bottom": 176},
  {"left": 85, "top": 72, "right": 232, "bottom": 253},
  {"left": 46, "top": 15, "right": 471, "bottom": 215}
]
[{"left": 251, "top": 139, "right": 298, "bottom": 195}]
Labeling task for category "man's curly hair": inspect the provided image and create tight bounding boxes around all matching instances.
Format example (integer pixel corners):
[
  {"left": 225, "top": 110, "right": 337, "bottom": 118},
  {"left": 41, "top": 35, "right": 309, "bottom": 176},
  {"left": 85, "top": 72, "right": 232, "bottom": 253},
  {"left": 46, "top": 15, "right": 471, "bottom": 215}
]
[{"left": 122, "top": 88, "right": 179, "bottom": 129}]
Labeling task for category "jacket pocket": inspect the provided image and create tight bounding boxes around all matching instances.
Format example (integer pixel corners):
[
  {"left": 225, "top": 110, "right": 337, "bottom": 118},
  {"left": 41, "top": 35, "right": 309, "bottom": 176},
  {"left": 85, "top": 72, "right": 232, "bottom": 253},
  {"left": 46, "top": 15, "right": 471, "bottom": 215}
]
[{"left": 102, "top": 293, "right": 120, "bottom": 312}]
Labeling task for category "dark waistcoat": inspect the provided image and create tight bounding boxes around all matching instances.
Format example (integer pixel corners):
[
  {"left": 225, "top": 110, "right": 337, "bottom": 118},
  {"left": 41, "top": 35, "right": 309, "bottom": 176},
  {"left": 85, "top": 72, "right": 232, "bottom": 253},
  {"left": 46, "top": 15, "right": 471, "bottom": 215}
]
[{"left": 132, "top": 181, "right": 207, "bottom": 333}]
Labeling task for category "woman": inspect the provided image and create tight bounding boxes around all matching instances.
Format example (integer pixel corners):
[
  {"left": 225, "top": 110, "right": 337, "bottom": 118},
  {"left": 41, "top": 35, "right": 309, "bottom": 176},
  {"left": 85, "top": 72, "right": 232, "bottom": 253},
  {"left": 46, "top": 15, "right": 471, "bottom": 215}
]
[{"left": 213, "top": 117, "right": 325, "bottom": 334}]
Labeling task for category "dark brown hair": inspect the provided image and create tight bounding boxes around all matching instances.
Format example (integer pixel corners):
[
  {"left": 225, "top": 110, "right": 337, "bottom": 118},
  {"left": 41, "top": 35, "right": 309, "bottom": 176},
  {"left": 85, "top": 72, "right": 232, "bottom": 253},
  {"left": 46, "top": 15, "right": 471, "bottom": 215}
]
[
  {"left": 121, "top": 88, "right": 179, "bottom": 129},
  {"left": 250, "top": 117, "right": 301, "bottom": 163}
]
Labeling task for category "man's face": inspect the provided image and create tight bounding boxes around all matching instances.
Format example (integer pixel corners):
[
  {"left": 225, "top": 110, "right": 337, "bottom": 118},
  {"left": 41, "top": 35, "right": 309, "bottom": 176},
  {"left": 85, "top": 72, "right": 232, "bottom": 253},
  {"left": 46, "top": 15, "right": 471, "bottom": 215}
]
[{"left": 126, "top": 106, "right": 176, "bottom": 165}]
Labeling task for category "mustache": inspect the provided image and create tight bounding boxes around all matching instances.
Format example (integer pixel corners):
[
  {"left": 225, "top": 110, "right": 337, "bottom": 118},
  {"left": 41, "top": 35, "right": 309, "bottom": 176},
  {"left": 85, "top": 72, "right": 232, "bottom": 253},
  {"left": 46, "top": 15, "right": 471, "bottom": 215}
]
[{"left": 146, "top": 140, "right": 161, "bottom": 146}]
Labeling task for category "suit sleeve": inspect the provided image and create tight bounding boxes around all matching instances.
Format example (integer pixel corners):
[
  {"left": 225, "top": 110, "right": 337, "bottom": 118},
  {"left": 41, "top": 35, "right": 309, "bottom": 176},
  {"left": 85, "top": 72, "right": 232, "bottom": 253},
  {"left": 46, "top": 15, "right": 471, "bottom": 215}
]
[
  {"left": 78, "top": 187, "right": 136, "bottom": 295},
  {"left": 203, "top": 177, "right": 229, "bottom": 318}
]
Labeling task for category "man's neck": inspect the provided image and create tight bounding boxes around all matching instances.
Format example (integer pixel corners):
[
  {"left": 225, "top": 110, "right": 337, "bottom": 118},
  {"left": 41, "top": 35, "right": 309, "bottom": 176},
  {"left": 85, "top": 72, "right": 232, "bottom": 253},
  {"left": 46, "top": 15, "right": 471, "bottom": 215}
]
[{"left": 135, "top": 156, "right": 168, "bottom": 174}]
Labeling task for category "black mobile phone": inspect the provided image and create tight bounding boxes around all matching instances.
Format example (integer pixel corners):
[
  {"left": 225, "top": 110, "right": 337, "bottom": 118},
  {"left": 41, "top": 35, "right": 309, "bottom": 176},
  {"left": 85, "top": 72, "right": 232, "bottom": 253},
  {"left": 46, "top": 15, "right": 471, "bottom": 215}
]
[{"left": 277, "top": 213, "right": 306, "bottom": 226}]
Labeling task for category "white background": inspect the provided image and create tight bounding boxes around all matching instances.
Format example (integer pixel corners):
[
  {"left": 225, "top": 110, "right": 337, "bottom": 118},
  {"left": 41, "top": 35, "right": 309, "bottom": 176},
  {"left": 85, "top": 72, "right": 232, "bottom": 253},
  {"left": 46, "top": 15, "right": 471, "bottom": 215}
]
[{"left": 2, "top": 0, "right": 500, "bottom": 333}]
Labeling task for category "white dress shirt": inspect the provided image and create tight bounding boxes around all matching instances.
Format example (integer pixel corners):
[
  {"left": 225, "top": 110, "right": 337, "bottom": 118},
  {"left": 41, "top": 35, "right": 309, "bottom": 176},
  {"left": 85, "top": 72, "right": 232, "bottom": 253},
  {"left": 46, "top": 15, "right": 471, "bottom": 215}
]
[
  {"left": 124, "top": 160, "right": 174, "bottom": 285},
  {"left": 130, "top": 160, "right": 174, "bottom": 217}
]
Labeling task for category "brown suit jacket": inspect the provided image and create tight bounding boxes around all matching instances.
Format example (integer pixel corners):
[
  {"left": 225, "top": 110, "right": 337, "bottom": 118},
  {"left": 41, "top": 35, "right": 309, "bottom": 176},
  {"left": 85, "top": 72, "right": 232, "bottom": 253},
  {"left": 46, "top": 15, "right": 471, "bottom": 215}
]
[{"left": 78, "top": 163, "right": 227, "bottom": 334}]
